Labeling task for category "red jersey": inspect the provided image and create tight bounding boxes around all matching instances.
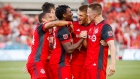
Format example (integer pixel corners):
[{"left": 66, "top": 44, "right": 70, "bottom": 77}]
[
  {"left": 27, "top": 23, "right": 49, "bottom": 63},
  {"left": 71, "top": 21, "right": 92, "bottom": 65},
  {"left": 49, "top": 26, "right": 72, "bottom": 68},
  {"left": 48, "top": 27, "right": 57, "bottom": 56},
  {"left": 85, "top": 20, "right": 114, "bottom": 69}
]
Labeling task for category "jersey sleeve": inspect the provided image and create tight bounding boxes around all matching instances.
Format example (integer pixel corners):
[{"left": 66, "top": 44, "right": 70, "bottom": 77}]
[
  {"left": 101, "top": 24, "right": 114, "bottom": 42},
  {"left": 42, "top": 22, "right": 48, "bottom": 32},
  {"left": 57, "top": 27, "right": 72, "bottom": 44}
]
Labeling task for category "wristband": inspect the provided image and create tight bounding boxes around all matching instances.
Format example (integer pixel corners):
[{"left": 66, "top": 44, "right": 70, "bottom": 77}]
[{"left": 68, "top": 21, "right": 71, "bottom": 25}]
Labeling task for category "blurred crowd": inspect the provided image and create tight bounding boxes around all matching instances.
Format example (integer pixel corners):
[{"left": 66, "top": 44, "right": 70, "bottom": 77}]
[
  {"left": 0, "top": 5, "right": 39, "bottom": 49},
  {"left": 0, "top": 1, "right": 140, "bottom": 50},
  {"left": 103, "top": 1, "right": 140, "bottom": 49}
]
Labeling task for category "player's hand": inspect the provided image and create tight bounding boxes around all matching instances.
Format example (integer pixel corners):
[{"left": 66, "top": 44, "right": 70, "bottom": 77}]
[
  {"left": 23, "top": 66, "right": 28, "bottom": 74},
  {"left": 107, "top": 63, "right": 116, "bottom": 76},
  {"left": 100, "top": 40, "right": 108, "bottom": 46},
  {"left": 80, "top": 31, "right": 87, "bottom": 38},
  {"left": 77, "top": 45, "right": 82, "bottom": 51}
]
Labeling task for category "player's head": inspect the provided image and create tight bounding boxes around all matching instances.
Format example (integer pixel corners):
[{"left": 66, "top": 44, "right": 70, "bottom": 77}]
[
  {"left": 42, "top": 2, "right": 55, "bottom": 13},
  {"left": 87, "top": 3, "right": 102, "bottom": 21},
  {"left": 55, "top": 5, "right": 73, "bottom": 21},
  {"left": 77, "top": 5, "right": 89, "bottom": 25},
  {"left": 42, "top": 2, "right": 56, "bottom": 20},
  {"left": 38, "top": 12, "right": 53, "bottom": 23}
]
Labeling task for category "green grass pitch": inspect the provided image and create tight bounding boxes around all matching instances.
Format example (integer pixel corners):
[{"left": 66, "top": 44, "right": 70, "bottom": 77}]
[{"left": 0, "top": 60, "right": 140, "bottom": 79}]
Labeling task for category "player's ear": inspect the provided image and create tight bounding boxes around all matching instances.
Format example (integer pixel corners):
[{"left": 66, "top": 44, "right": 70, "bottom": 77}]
[
  {"left": 42, "top": 18, "right": 46, "bottom": 22},
  {"left": 51, "top": 9, "right": 55, "bottom": 14},
  {"left": 63, "top": 14, "right": 66, "bottom": 18}
]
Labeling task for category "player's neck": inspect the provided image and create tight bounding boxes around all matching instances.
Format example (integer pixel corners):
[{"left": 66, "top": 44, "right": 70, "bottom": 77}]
[
  {"left": 83, "top": 19, "right": 91, "bottom": 26},
  {"left": 61, "top": 18, "right": 67, "bottom": 21},
  {"left": 94, "top": 15, "right": 104, "bottom": 25}
]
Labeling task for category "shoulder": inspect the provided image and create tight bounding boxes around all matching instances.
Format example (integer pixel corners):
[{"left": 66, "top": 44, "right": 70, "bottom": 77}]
[
  {"left": 73, "top": 21, "right": 79, "bottom": 26},
  {"left": 73, "top": 21, "right": 78, "bottom": 24},
  {"left": 101, "top": 23, "right": 113, "bottom": 35},
  {"left": 103, "top": 24, "right": 111, "bottom": 27},
  {"left": 102, "top": 24, "right": 112, "bottom": 30},
  {"left": 57, "top": 27, "right": 69, "bottom": 34},
  {"left": 38, "top": 22, "right": 48, "bottom": 32},
  {"left": 36, "top": 24, "right": 43, "bottom": 30},
  {"left": 73, "top": 21, "right": 81, "bottom": 30}
]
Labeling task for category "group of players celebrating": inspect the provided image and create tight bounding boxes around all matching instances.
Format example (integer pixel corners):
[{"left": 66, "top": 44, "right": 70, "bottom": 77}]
[{"left": 25, "top": 2, "right": 116, "bottom": 79}]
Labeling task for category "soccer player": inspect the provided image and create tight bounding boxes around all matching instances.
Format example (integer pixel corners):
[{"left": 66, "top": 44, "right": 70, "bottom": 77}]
[
  {"left": 71, "top": 5, "right": 108, "bottom": 79},
  {"left": 42, "top": 2, "right": 56, "bottom": 21},
  {"left": 71, "top": 5, "right": 92, "bottom": 79},
  {"left": 48, "top": 5, "right": 87, "bottom": 79},
  {"left": 41, "top": 2, "right": 55, "bottom": 79},
  {"left": 83, "top": 3, "right": 116, "bottom": 79},
  {"left": 26, "top": 12, "right": 74, "bottom": 79}
]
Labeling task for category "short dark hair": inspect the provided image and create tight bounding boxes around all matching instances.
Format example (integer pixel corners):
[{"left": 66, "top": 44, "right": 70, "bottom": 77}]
[
  {"left": 42, "top": 2, "right": 55, "bottom": 13},
  {"left": 55, "top": 5, "right": 70, "bottom": 20},
  {"left": 88, "top": 3, "right": 102, "bottom": 14},
  {"left": 78, "top": 5, "right": 88, "bottom": 13},
  {"left": 38, "top": 12, "right": 46, "bottom": 23}
]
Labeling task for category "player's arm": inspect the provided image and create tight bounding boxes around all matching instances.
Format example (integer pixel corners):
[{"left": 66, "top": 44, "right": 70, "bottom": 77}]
[
  {"left": 101, "top": 24, "right": 116, "bottom": 76},
  {"left": 79, "top": 31, "right": 88, "bottom": 48},
  {"left": 58, "top": 29, "right": 87, "bottom": 54},
  {"left": 62, "top": 39, "right": 84, "bottom": 54},
  {"left": 82, "top": 39, "right": 87, "bottom": 48},
  {"left": 62, "top": 31, "right": 87, "bottom": 53},
  {"left": 44, "top": 21, "right": 72, "bottom": 29},
  {"left": 107, "top": 40, "right": 116, "bottom": 76}
]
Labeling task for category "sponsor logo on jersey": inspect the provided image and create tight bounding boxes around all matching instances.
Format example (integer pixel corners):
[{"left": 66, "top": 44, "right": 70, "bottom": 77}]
[
  {"left": 63, "top": 34, "right": 68, "bottom": 39},
  {"left": 88, "top": 35, "right": 96, "bottom": 42}
]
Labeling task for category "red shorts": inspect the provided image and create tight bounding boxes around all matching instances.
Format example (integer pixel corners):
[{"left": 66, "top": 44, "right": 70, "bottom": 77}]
[
  {"left": 71, "top": 65, "right": 86, "bottom": 79},
  {"left": 26, "top": 62, "right": 47, "bottom": 79},
  {"left": 86, "top": 67, "right": 106, "bottom": 79},
  {"left": 44, "top": 62, "right": 52, "bottom": 79},
  {"left": 50, "top": 66, "right": 72, "bottom": 79}
]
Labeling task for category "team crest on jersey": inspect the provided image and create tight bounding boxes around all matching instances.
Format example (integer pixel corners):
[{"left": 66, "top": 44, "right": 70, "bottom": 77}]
[
  {"left": 63, "top": 34, "right": 68, "bottom": 39},
  {"left": 40, "top": 69, "right": 45, "bottom": 74},
  {"left": 108, "top": 31, "right": 113, "bottom": 36},
  {"left": 94, "top": 28, "right": 98, "bottom": 34}
]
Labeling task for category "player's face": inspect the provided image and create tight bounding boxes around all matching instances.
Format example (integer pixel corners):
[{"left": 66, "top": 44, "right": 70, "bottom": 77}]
[
  {"left": 77, "top": 10, "right": 88, "bottom": 25},
  {"left": 51, "top": 8, "right": 57, "bottom": 20},
  {"left": 42, "top": 13, "right": 54, "bottom": 22},
  {"left": 87, "top": 8, "right": 97, "bottom": 21},
  {"left": 64, "top": 8, "right": 73, "bottom": 21}
]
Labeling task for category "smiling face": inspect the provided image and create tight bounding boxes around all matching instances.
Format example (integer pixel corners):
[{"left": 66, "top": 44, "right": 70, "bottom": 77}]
[
  {"left": 77, "top": 10, "right": 88, "bottom": 25},
  {"left": 63, "top": 8, "right": 73, "bottom": 21}
]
